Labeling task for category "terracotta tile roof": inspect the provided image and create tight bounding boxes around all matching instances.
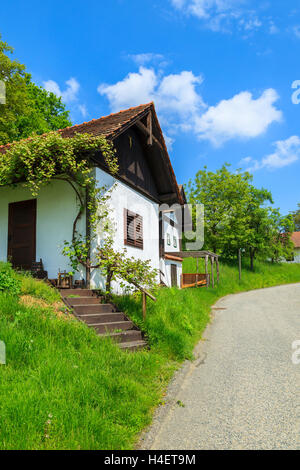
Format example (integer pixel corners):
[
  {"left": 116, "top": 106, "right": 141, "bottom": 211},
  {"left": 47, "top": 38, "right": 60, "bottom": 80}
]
[
  {"left": 291, "top": 231, "right": 300, "bottom": 248},
  {"left": 0, "top": 102, "right": 184, "bottom": 204},
  {"left": 61, "top": 103, "right": 153, "bottom": 138},
  {"left": 0, "top": 103, "right": 152, "bottom": 153},
  {"left": 165, "top": 254, "right": 183, "bottom": 262}
]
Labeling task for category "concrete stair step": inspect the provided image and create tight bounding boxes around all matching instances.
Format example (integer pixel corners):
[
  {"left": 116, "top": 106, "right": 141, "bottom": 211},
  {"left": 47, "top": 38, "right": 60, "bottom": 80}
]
[
  {"left": 78, "top": 312, "right": 125, "bottom": 324},
  {"left": 74, "top": 304, "right": 116, "bottom": 314},
  {"left": 99, "top": 329, "right": 142, "bottom": 343},
  {"left": 119, "top": 340, "right": 148, "bottom": 351},
  {"left": 90, "top": 321, "right": 134, "bottom": 334}
]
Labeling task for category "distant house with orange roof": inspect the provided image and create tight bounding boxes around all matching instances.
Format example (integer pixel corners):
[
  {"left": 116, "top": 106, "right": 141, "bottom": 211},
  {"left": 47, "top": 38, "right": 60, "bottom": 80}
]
[{"left": 289, "top": 232, "right": 300, "bottom": 263}]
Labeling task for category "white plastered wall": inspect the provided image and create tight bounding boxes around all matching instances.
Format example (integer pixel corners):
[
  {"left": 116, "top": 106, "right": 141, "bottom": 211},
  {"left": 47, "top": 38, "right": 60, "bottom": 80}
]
[
  {"left": 0, "top": 180, "right": 85, "bottom": 280},
  {"left": 90, "top": 168, "right": 160, "bottom": 293},
  {"left": 160, "top": 259, "right": 182, "bottom": 288},
  {"left": 159, "top": 210, "right": 182, "bottom": 288}
]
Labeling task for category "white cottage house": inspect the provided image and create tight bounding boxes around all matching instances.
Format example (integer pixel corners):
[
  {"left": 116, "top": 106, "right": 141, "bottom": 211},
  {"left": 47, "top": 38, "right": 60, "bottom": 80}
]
[
  {"left": 0, "top": 103, "right": 187, "bottom": 292},
  {"left": 289, "top": 232, "right": 300, "bottom": 263}
]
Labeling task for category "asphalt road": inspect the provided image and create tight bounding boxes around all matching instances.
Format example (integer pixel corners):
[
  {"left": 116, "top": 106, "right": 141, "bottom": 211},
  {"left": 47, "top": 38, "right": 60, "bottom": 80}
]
[{"left": 141, "top": 284, "right": 300, "bottom": 450}]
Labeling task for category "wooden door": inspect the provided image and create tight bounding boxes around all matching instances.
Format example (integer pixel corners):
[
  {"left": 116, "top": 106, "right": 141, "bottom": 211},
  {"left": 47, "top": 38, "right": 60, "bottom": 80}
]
[
  {"left": 8, "top": 199, "right": 36, "bottom": 270},
  {"left": 171, "top": 264, "right": 177, "bottom": 287}
]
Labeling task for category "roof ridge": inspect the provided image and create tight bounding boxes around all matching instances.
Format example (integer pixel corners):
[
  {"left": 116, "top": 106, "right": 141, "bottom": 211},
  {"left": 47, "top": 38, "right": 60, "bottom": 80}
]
[
  {"left": 0, "top": 102, "right": 154, "bottom": 150},
  {"left": 59, "top": 102, "right": 153, "bottom": 133}
]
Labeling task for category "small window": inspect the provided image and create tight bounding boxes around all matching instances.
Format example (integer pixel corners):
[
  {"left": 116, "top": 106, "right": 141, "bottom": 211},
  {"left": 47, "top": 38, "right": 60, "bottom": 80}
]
[
  {"left": 124, "top": 209, "right": 143, "bottom": 249},
  {"left": 167, "top": 233, "right": 171, "bottom": 246},
  {"left": 286, "top": 252, "right": 295, "bottom": 262},
  {"left": 173, "top": 236, "right": 177, "bottom": 248}
]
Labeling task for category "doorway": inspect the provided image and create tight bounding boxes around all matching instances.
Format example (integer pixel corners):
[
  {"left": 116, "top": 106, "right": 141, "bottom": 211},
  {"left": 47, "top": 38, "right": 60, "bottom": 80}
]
[
  {"left": 7, "top": 199, "right": 37, "bottom": 270},
  {"left": 171, "top": 264, "right": 178, "bottom": 287}
]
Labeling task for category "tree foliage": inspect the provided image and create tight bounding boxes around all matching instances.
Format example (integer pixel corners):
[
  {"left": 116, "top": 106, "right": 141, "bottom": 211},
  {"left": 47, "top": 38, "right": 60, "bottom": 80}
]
[
  {"left": 0, "top": 262, "right": 21, "bottom": 296},
  {"left": 291, "top": 203, "right": 300, "bottom": 231},
  {"left": 186, "top": 165, "right": 294, "bottom": 268},
  {"left": 0, "top": 34, "right": 71, "bottom": 145}
]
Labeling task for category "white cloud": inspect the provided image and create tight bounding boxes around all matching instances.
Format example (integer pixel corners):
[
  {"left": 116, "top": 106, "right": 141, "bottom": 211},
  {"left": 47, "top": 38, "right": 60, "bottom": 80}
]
[
  {"left": 269, "top": 21, "right": 279, "bottom": 34},
  {"left": 98, "top": 67, "right": 282, "bottom": 146},
  {"left": 78, "top": 104, "right": 88, "bottom": 118},
  {"left": 98, "top": 67, "right": 157, "bottom": 112},
  {"left": 171, "top": 0, "right": 236, "bottom": 19},
  {"left": 43, "top": 77, "right": 80, "bottom": 103},
  {"left": 293, "top": 25, "right": 300, "bottom": 39},
  {"left": 170, "top": 0, "right": 265, "bottom": 34},
  {"left": 128, "top": 53, "right": 166, "bottom": 66},
  {"left": 164, "top": 134, "right": 175, "bottom": 151},
  {"left": 43, "top": 77, "right": 88, "bottom": 119},
  {"left": 195, "top": 89, "right": 282, "bottom": 145},
  {"left": 43, "top": 79, "right": 61, "bottom": 97},
  {"left": 239, "top": 17, "right": 262, "bottom": 31},
  {"left": 98, "top": 67, "right": 205, "bottom": 132},
  {"left": 241, "top": 136, "right": 300, "bottom": 172},
  {"left": 156, "top": 71, "right": 205, "bottom": 116}
]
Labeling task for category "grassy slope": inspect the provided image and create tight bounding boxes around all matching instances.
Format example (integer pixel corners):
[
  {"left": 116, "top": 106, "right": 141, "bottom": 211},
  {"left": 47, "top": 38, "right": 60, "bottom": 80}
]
[
  {"left": 116, "top": 259, "right": 300, "bottom": 360},
  {"left": 0, "top": 274, "right": 171, "bottom": 450},
  {"left": 0, "top": 260, "right": 299, "bottom": 449}
]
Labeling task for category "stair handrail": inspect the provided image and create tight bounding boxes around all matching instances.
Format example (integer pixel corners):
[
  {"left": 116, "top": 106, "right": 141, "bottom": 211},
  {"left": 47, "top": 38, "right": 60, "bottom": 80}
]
[{"left": 132, "top": 282, "right": 157, "bottom": 319}]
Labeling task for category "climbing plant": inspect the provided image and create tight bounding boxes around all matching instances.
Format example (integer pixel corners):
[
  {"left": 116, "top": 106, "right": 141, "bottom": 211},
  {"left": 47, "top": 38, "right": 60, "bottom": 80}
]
[
  {"left": 0, "top": 131, "right": 116, "bottom": 254},
  {"left": 0, "top": 131, "right": 158, "bottom": 294}
]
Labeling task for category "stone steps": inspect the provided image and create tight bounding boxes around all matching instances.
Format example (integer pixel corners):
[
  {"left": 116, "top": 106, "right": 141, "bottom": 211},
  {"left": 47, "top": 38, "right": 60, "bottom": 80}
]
[{"left": 60, "top": 288, "right": 146, "bottom": 351}]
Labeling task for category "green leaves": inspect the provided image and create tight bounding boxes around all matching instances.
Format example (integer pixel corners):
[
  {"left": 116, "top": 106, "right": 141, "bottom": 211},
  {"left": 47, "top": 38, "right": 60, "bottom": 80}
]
[
  {"left": 186, "top": 164, "right": 294, "bottom": 267},
  {"left": 0, "top": 35, "right": 71, "bottom": 145},
  {"left": 0, "top": 131, "right": 117, "bottom": 197},
  {"left": 0, "top": 262, "right": 21, "bottom": 296},
  {"left": 291, "top": 203, "right": 300, "bottom": 231},
  {"left": 93, "top": 237, "right": 158, "bottom": 296}
]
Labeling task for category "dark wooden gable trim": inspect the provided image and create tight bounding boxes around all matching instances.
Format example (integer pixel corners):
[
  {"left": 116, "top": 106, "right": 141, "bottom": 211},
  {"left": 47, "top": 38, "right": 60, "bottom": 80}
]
[
  {"left": 91, "top": 105, "right": 183, "bottom": 206},
  {"left": 114, "top": 127, "right": 160, "bottom": 201}
]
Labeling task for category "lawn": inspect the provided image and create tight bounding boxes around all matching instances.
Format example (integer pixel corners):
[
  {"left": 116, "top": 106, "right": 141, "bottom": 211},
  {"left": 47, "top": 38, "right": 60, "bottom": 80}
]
[{"left": 0, "top": 259, "right": 299, "bottom": 449}]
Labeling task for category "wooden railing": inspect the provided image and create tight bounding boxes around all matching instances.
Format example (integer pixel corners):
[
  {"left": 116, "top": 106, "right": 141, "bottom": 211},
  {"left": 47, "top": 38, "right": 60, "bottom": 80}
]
[
  {"left": 181, "top": 273, "right": 209, "bottom": 289},
  {"left": 133, "top": 282, "right": 157, "bottom": 319}
]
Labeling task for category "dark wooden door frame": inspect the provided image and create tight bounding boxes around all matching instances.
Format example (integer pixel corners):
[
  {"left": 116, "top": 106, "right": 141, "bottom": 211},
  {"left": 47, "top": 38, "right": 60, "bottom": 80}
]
[
  {"left": 7, "top": 199, "right": 37, "bottom": 270},
  {"left": 170, "top": 263, "right": 178, "bottom": 287}
]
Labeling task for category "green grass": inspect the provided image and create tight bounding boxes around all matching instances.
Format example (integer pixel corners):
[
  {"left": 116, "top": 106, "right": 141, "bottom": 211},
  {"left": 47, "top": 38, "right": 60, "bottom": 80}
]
[
  {"left": 0, "top": 291, "right": 172, "bottom": 450},
  {"left": 17, "top": 273, "right": 61, "bottom": 304},
  {"left": 115, "top": 259, "right": 300, "bottom": 360},
  {"left": 0, "top": 259, "right": 299, "bottom": 449}
]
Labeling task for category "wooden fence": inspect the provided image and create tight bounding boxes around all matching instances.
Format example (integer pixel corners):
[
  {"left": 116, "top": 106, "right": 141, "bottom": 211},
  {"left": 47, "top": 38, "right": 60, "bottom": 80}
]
[{"left": 181, "top": 273, "right": 209, "bottom": 289}]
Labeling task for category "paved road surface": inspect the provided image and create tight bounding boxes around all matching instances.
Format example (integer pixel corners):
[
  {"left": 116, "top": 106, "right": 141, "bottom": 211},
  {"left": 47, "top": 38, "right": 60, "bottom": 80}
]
[{"left": 141, "top": 284, "right": 300, "bottom": 450}]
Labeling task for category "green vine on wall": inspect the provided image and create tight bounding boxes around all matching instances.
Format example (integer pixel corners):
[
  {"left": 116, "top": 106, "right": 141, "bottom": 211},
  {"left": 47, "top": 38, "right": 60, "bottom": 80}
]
[
  {"left": 0, "top": 131, "right": 117, "bottom": 267},
  {"left": 0, "top": 131, "right": 158, "bottom": 295}
]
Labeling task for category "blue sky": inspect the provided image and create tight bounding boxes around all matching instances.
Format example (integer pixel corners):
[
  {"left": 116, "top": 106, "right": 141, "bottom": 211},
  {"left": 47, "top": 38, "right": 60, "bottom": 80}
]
[{"left": 2, "top": 0, "right": 300, "bottom": 214}]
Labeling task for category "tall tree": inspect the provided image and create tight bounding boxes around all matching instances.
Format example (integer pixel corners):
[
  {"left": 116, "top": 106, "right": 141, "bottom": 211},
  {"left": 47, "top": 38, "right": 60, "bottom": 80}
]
[
  {"left": 186, "top": 165, "right": 294, "bottom": 269},
  {"left": 267, "top": 210, "right": 295, "bottom": 263},
  {"left": 291, "top": 204, "right": 300, "bottom": 231},
  {"left": 0, "top": 34, "right": 71, "bottom": 145}
]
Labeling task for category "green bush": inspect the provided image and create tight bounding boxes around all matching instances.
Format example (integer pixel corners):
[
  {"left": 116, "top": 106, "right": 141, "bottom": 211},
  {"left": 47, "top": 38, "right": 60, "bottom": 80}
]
[{"left": 0, "top": 263, "right": 21, "bottom": 296}]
